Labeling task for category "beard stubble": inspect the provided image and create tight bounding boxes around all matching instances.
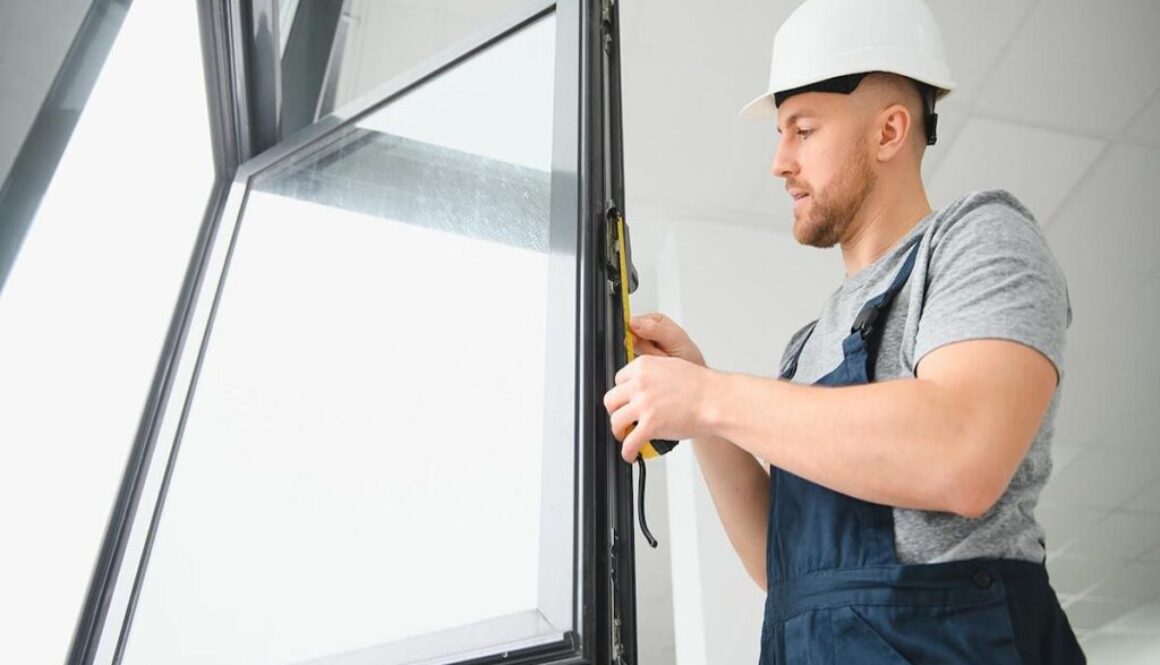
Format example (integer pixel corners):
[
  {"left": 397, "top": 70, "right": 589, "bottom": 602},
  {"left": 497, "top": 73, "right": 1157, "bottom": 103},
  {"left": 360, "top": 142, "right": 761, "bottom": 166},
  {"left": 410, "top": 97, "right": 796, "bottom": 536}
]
[{"left": 793, "top": 145, "right": 876, "bottom": 249}]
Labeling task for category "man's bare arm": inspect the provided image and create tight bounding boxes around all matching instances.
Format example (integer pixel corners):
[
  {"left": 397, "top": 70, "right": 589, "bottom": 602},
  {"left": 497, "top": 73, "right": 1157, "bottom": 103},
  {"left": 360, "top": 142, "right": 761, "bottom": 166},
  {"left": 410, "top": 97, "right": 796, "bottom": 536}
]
[
  {"left": 691, "top": 433, "right": 771, "bottom": 591},
  {"left": 703, "top": 339, "right": 1057, "bottom": 518},
  {"left": 609, "top": 313, "right": 772, "bottom": 589},
  {"left": 605, "top": 317, "right": 1055, "bottom": 589}
]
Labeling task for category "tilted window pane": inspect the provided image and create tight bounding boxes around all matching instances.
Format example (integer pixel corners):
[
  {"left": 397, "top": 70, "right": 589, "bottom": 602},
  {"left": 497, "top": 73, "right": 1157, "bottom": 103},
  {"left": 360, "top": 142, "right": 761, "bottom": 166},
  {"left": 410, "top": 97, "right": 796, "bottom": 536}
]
[
  {"left": 320, "top": 0, "right": 532, "bottom": 115},
  {"left": 121, "top": 14, "right": 572, "bottom": 665},
  {"left": 0, "top": 2, "right": 214, "bottom": 663}
]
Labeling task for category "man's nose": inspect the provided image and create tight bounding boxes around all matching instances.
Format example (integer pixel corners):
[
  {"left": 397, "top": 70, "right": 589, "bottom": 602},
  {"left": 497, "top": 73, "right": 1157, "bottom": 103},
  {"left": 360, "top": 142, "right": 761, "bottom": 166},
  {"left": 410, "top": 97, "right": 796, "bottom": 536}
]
[{"left": 770, "top": 135, "right": 795, "bottom": 179}]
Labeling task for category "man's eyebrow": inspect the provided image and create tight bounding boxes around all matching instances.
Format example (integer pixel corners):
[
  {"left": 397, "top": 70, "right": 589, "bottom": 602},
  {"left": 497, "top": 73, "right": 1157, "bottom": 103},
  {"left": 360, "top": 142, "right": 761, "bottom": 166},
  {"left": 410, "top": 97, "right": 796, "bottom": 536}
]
[{"left": 777, "top": 110, "right": 816, "bottom": 134}]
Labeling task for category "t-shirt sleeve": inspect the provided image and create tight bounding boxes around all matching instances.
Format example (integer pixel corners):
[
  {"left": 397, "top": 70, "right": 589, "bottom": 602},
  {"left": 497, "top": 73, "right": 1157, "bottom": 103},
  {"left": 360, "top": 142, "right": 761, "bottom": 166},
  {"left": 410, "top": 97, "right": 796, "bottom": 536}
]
[
  {"left": 779, "top": 320, "right": 818, "bottom": 378},
  {"left": 913, "top": 200, "right": 1072, "bottom": 379}
]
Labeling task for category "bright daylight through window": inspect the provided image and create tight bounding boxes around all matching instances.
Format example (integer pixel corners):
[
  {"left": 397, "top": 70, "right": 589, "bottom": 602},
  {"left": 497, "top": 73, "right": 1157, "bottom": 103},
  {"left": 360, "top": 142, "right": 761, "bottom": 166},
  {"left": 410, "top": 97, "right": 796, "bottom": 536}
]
[
  {"left": 0, "top": 2, "right": 214, "bottom": 663},
  {"left": 118, "top": 13, "right": 574, "bottom": 665}
]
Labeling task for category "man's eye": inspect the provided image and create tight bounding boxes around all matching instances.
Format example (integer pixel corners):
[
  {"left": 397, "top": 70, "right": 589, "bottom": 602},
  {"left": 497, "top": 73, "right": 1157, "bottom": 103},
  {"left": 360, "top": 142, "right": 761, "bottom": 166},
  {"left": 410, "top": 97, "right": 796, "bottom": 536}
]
[{"left": 797, "top": 128, "right": 813, "bottom": 138}]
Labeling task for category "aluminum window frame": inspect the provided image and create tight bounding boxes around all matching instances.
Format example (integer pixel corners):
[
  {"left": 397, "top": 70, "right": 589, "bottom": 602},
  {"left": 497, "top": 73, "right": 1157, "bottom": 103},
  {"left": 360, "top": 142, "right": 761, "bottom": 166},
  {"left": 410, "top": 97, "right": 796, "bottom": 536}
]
[
  {"left": 0, "top": 1, "right": 241, "bottom": 662},
  {"left": 70, "top": 1, "right": 639, "bottom": 663},
  {"left": 65, "top": 2, "right": 252, "bottom": 663}
]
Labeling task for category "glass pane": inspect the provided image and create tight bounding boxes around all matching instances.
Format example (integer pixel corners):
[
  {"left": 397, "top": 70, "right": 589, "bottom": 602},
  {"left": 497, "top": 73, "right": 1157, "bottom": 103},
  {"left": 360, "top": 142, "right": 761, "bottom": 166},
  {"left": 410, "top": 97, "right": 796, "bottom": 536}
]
[
  {"left": 122, "top": 13, "right": 571, "bottom": 665},
  {"left": 0, "top": 0, "right": 90, "bottom": 185},
  {"left": 323, "top": 0, "right": 532, "bottom": 114},
  {"left": 0, "top": 2, "right": 215, "bottom": 664},
  {"left": 278, "top": 0, "right": 302, "bottom": 56}
]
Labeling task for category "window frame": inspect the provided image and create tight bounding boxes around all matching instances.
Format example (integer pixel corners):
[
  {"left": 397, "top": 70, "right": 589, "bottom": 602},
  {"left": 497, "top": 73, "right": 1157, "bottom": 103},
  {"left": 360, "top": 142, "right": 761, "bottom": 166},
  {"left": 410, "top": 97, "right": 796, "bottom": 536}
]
[
  {"left": 68, "top": 1, "right": 640, "bottom": 664},
  {"left": 0, "top": 1, "right": 237, "bottom": 662}
]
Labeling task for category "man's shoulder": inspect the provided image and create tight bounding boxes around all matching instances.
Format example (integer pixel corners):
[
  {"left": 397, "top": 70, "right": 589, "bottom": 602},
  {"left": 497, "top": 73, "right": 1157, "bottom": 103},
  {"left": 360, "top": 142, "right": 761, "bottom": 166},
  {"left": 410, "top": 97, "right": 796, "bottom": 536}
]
[
  {"left": 930, "top": 189, "right": 1040, "bottom": 238},
  {"left": 921, "top": 188, "right": 1071, "bottom": 324},
  {"left": 925, "top": 189, "right": 1051, "bottom": 257}
]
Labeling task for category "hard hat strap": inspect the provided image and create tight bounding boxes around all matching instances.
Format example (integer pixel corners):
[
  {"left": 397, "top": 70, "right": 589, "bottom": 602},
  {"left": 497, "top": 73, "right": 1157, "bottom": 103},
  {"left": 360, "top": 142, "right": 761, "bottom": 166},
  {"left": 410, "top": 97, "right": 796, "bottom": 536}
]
[
  {"left": 918, "top": 83, "right": 939, "bottom": 146},
  {"left": 774, "top": 73, "right": 941, "bottom": 146},
  {"left": 773, "top": 73, "right": 868, "bottom": 107}
]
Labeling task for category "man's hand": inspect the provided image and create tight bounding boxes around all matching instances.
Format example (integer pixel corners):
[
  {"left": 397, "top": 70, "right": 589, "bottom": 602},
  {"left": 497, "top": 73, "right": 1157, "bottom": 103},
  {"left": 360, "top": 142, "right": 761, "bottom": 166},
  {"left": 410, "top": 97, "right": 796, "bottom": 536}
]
[
  {"left": 627, "top": 313, "right": 706, "bottom": 366},
  {"left": 604, "top": 313, "right": 716, "bottom": 462},
  {"left": 623, "top": 314, "right": 771, "bottom": 590}
]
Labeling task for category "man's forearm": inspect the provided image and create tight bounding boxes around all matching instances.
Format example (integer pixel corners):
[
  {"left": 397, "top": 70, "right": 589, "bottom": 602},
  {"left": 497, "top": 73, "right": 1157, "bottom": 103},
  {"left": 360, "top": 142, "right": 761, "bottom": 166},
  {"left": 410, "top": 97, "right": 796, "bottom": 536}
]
[
  {"left": 691, "top": 433, "right": 770, "bottom": 591},
  {"left": 703, "top": 372, "right": 998, "bottom": 517}
]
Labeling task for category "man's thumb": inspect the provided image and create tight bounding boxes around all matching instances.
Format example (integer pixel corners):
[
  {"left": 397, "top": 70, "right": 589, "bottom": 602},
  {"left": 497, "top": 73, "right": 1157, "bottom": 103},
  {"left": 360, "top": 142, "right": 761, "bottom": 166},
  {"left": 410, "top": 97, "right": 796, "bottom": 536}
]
[
  {"left": 630, "top": 314, "right": 672, "bottom": 342},
  {"left": 629, "top": 314, "right": 658, "bottom": 332},
  {"left": 629, "top": 313, "right": 703, "bottom": 365}
]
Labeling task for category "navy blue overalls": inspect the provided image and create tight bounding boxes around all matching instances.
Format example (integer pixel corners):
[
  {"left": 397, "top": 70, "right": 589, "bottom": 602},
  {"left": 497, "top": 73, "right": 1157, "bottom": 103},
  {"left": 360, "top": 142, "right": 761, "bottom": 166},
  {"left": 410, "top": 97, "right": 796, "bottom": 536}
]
[{"left": 759, "top": 239, "right": 1084, "bottom": 664}]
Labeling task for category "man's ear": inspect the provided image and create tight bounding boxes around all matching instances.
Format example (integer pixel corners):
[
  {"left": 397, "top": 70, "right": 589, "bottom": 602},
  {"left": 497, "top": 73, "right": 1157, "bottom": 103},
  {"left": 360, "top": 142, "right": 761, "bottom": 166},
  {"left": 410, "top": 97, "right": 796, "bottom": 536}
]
[{"left": 876, "top": 104, "right": 913, "bottom": 162}]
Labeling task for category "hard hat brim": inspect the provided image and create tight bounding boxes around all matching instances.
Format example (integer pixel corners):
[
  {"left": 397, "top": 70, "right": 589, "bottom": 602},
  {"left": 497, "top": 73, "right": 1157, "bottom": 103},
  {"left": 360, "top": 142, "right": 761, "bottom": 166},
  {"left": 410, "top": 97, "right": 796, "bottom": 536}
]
[{"left": 739, "top": 92, "right": 777, "bottom": 120}]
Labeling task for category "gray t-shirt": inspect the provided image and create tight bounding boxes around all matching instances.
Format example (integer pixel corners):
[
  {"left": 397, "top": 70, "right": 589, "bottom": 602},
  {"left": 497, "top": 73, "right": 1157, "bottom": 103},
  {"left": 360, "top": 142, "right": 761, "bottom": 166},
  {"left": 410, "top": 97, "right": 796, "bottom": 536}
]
[{"left": 779, "top": 189, "right": 1072, "bottom": 564}]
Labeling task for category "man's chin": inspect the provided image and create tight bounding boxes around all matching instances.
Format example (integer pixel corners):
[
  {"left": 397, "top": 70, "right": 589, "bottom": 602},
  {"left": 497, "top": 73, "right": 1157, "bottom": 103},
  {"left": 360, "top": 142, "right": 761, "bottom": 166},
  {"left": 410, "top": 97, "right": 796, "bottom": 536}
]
[
  {"left": 793, "top": 217, "right": 838, "bottom": 249},
  {"left": 791, "top": 216, "right": 816, "bottom": 245}
]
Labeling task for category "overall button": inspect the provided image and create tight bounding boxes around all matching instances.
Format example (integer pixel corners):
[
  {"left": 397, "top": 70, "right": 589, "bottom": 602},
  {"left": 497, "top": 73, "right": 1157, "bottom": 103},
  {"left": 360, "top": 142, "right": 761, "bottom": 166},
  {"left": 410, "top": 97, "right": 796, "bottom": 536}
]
[{"left": 972, "top": 569, "right": 993, "bottom": 589}]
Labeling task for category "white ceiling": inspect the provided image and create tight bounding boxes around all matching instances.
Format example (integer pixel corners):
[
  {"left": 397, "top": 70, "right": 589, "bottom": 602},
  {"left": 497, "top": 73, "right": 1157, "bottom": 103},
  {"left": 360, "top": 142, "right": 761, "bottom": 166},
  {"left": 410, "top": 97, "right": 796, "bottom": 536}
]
[
  {"left": 974, "top": 0, "right": 1160, "bottom": 136},
  {"left": 620, "top": 0, "right": 1160, "bottom": 654}
]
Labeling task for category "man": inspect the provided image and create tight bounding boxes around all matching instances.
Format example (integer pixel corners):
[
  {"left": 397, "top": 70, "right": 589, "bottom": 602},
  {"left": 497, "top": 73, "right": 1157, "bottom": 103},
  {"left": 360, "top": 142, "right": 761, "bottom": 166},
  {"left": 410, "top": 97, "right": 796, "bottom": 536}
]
[{"left": 603, "top": 0, "right": 1085, "bottom": 662}]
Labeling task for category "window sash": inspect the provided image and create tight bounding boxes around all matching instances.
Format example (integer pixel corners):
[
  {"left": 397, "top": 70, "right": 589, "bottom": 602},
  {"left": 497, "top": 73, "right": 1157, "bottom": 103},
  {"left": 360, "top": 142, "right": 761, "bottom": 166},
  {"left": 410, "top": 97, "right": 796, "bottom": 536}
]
[{"left": 74, "top": 2, "right": 643, "bottom": 664}]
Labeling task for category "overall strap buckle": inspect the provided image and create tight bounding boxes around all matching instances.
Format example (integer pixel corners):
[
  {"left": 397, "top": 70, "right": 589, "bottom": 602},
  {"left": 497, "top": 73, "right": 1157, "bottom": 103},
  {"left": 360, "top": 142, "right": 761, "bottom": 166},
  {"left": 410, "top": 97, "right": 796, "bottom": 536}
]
[
  {"left": 849, "top": 239, "right": 924, "bottom": 338},
  {"left": 852, "top": 304, "right": 881, "bottom": 337}
]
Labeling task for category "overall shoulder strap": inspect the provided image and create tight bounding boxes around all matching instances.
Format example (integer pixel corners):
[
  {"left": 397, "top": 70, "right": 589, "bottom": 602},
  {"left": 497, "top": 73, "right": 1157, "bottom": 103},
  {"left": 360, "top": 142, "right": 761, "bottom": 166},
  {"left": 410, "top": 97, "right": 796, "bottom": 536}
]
[{"left": 849, "top": 237, "right": 923, "bottom": 340}]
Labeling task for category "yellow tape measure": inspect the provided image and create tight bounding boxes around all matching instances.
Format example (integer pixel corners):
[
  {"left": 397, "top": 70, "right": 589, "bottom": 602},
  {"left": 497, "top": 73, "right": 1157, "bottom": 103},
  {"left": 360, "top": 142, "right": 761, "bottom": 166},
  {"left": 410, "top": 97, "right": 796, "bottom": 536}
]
[{"left": 614, "top": 212, "right": 676, "bottom": 460}]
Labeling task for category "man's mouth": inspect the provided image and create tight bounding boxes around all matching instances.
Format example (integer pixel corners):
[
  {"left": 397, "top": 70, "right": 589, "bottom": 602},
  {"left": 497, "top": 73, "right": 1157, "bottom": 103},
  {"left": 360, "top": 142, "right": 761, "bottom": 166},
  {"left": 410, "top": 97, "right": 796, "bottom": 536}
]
[{"left": 790, "top": 191, "right": 810, "bottom": 216}]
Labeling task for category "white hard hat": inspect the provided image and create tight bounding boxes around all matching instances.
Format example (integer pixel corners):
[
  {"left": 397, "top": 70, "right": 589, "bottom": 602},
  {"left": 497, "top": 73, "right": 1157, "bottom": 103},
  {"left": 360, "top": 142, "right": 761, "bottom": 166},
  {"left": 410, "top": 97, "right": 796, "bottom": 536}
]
[{"left": 739, "top": 0, "right": 956, "bottom": 141}]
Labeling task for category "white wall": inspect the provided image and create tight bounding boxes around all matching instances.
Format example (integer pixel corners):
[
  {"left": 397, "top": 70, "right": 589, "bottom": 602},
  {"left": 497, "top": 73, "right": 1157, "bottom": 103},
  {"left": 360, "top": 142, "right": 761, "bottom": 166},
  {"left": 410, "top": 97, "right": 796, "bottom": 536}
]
[{"left": 634, "top": 457, "right": 677, "bottom": 665}]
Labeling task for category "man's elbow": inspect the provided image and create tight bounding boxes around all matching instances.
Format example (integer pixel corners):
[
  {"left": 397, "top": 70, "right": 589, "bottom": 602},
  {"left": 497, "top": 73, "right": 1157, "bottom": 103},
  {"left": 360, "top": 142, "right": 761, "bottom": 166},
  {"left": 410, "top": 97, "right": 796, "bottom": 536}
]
[
  {"left": 946, "top": 485, "right": 1002, "bottom": 519},
  {"left": 940, "top": 448, "right": 1013, "bottom": 520},
  {"left": 747, "top": 563, "right": 768, "bottom": 593}
]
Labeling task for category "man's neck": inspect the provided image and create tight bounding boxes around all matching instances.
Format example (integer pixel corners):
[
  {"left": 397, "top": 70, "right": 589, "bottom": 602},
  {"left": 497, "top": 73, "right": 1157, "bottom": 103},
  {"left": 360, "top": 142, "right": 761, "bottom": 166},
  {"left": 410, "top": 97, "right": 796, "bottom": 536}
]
[{"left": 838, "top": 181, "right": 932, "bottom": 277}]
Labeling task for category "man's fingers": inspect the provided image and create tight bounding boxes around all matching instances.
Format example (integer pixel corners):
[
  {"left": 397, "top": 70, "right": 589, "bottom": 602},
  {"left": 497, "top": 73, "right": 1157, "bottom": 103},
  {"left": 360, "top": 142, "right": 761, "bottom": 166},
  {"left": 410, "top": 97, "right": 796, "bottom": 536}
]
[
  {"left": 609, "top": 403, "right": 637, "bottom": 443},
  {"left": 603, "top": 383, "right": 631, "bottom": 414},
  {"left": 629, "top": 313, "right": 674, "bottom": 344},
  {"left": 632, "top": 334, "right": 664, "bottom": 357},
  {"left": 614, "top": 356, "right": 642, "bottom": 385},
  {"left": 621, "top": 422, "right": 648, "bottom": 463},
  {"left": 629, "top": 312, "right": 701, "bottom": 364}
]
